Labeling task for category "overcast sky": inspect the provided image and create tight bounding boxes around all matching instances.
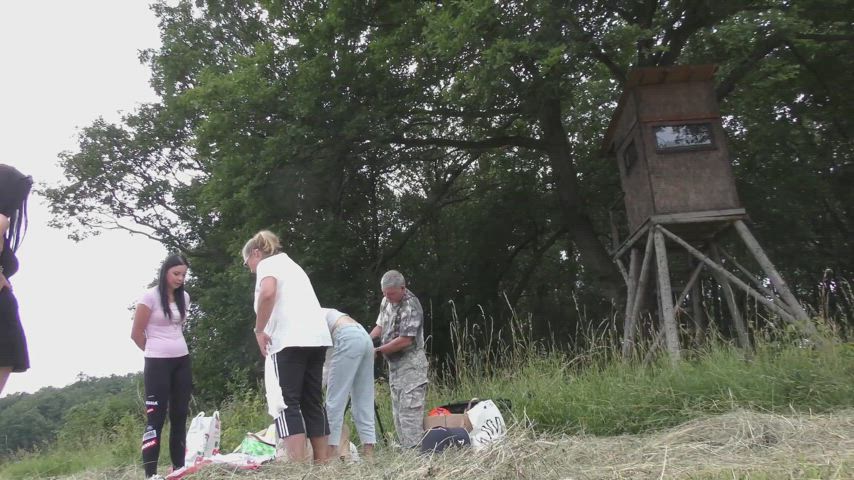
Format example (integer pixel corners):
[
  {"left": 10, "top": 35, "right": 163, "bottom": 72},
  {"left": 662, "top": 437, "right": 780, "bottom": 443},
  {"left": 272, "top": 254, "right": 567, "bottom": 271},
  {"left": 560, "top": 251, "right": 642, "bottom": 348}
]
[{"left": 1, "top": 1, "right": 169, "bottom": 396}]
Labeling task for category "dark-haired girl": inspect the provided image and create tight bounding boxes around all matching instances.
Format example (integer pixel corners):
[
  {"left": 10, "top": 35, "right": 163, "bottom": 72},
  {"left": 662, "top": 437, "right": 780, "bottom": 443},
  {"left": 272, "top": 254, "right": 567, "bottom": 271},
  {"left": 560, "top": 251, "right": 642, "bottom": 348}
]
[
  {"left": 131, "top": 254, "right": 192, "bottom": 480},
  {"left": 0, "top": 164, "right": 33, "bottom": 395}
]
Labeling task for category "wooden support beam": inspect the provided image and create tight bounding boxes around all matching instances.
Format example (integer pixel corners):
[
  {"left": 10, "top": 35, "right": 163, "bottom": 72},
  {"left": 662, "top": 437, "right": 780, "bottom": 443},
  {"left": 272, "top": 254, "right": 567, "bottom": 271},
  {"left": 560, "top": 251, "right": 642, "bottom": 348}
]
[
  {"left": 718, "top": 247, "right": 775, "bottom": 298},
  {"left": 613, "top": 224, "right": 650, "bottom": 260},
  {"left": 622, "top": 230, "right": 654, "bottom": 359},
  {"left": 675, "top": 260, "right": 705, "bottom": 309},
  {"left": 616, "top": 258, "right": 629, "bottom": 284},
  {"left": 732, "top": 220, "right": 815, "bottom": 333},
  {"left": 711, "top": 244, "right": 752, "bottom": 350},
  {"left": 657, "top": 226, "right": 798, "bottom": 325},
  {"left": 615, "top": 210, "right": 747, "bottom": 260},
  {"left": 653, "top": 227, "right": 681, "bottom": 362},
  {"left": 622, "top": 247, "right": 640, "bottom": 341},
  {"left": 612, "top": 210, "right": 628, "bottom": 285},
  {"left": 717, "top": 246, "right": 798, "bottom": 318},
  {"left": 649, "top": 209, "right": 747, "bottom": 225}
]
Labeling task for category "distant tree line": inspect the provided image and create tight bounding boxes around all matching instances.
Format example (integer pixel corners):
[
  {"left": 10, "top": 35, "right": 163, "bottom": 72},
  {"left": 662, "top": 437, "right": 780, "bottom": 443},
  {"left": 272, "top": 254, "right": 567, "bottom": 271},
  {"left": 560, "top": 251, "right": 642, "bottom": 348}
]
[{"left": 0, "top": 374, "right": 142, "bottom": 456}]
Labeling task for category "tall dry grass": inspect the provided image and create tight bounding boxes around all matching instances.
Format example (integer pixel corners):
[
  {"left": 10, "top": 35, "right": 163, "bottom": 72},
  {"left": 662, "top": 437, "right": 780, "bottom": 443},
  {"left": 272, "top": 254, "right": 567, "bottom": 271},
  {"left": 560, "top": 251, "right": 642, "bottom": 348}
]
[{"left": 14, "top": 409, "right": 854, "bottom": 479}]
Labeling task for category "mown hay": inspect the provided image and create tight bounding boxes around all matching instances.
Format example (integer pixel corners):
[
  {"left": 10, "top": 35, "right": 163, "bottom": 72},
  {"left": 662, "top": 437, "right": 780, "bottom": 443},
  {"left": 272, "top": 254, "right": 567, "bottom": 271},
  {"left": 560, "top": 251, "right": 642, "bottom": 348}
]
[{"left": 55, "top": 409, "right": 854, "bottom": 480}]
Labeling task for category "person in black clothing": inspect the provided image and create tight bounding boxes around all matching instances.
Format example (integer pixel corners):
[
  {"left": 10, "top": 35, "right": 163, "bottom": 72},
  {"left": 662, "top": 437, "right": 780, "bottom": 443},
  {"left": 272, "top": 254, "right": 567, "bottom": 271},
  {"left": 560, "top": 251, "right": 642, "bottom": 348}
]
[{"left": 0, "top": 164, "right": 33, "bottom": 395}]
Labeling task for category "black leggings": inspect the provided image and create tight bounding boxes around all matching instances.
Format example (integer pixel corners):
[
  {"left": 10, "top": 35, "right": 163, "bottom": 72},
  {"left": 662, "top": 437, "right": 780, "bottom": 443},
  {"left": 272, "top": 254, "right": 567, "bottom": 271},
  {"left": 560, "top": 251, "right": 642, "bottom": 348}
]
[{"left": 142, "top": 355, "right": 192, "bottom": 477}]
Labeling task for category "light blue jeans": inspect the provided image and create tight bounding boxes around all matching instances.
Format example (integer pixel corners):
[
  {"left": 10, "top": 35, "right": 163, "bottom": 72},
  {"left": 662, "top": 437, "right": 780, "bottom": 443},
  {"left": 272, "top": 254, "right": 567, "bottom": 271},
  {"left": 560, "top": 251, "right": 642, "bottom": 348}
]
[{"left": 325, "top": 324, "right": 376, "bottom": 446}]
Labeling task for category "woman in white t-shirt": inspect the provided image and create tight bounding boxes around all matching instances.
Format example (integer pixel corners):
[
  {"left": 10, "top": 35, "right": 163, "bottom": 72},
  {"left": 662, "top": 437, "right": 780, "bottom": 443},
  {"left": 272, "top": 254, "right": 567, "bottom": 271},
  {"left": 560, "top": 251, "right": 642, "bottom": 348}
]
[
  {"left": 130, "top": 254, "right": 192, "bottom": 480},
  {"left": 242, "top": 230, "right": 332, "bottom": 463}
]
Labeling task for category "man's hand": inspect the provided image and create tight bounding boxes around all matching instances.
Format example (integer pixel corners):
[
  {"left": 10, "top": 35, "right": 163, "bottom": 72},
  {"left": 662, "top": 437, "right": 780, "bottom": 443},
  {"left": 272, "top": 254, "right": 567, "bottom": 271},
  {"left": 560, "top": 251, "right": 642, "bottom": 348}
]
[
  {"left": 255, "top": 331, "right": 271, "bottom": 356},
  {"left": 373, "top": 336, "right": 386, "bottom": 358},
  {"left": 0, "top": 273, "right": 11, "bottom": 292},
  {"left": 376, "top": 336, "right": 413, "bottom": 358}
]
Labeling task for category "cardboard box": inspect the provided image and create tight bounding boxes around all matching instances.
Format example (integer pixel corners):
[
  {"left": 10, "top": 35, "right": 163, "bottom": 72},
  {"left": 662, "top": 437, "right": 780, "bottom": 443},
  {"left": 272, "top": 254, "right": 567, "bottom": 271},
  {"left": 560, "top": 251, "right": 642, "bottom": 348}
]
[{"left": 423, "top": 413, "right": 472, "bottom": 431}]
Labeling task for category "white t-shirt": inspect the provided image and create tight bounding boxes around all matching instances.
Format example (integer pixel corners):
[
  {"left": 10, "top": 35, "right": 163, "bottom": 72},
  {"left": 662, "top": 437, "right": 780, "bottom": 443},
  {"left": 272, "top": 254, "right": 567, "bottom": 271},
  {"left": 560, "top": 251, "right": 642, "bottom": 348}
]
[
  {"left": 254, "top": 253, "right": 332, "bottom": 354},
  {"left": 321, "top": 308, "right": 347, "bottom": 332}
]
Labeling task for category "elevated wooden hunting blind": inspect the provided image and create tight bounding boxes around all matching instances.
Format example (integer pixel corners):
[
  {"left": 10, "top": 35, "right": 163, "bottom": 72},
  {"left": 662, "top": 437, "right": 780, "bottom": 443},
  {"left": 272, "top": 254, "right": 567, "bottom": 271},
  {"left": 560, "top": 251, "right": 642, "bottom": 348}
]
[
  {"left": 604, "top": 65, "right": 817, "bottom": 361},
  {"left": 604, "top": 64, "right": 742, "bottom": 236}
]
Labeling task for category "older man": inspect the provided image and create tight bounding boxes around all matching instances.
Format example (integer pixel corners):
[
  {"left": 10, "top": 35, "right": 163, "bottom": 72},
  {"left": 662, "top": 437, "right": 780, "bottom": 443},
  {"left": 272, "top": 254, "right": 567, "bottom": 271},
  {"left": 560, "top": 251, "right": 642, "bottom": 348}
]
[{"left": 369, "top": 270, "right": 428, "bottom": 448}]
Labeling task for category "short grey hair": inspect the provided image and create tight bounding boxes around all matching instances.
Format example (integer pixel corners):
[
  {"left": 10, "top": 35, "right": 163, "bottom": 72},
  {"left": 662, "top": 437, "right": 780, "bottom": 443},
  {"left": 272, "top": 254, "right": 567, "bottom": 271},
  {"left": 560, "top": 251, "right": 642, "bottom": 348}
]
[{"left": 381, "top": 270, "right": 406, "bottom": 288}]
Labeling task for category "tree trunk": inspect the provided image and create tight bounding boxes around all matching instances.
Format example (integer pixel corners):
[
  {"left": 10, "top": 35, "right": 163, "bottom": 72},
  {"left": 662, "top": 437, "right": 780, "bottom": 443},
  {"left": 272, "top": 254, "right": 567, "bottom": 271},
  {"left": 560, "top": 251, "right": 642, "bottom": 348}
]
[{"left": 539, "top": 98, "right": 623, "bottom": 297}]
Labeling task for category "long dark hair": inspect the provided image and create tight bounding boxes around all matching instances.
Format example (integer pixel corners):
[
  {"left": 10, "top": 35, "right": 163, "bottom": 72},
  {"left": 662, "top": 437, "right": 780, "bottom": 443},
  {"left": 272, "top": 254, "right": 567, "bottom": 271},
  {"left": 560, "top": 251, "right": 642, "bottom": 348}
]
[
  {"left": 158, "top": 254, "right": 189, "bottom": 321},
  {"left": 0, "top": 164, "right": 33, "bottom": 252}
]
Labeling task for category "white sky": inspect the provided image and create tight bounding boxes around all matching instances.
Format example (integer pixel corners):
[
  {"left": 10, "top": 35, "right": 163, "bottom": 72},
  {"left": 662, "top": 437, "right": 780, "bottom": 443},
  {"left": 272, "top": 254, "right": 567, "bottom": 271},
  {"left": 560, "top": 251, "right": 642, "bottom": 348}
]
[{"left": 1, "top": 1, "right": 168, "bottom": 396}]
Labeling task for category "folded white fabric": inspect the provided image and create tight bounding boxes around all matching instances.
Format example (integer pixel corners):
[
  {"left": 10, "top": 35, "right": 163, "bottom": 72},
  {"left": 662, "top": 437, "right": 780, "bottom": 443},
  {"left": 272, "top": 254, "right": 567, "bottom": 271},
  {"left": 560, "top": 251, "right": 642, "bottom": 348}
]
[{"left": 264, "top": 354, "right": 287, "bottom": 419}]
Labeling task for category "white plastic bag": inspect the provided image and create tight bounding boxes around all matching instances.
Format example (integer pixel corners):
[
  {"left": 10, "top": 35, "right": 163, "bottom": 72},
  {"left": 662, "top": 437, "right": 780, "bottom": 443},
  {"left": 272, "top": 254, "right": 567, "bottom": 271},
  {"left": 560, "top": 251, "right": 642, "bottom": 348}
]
[
  {"left": 466, "top": 399, "right": 506, "bottom": 449},
  {"left": 184, "top": 411, "right": 221, "bottom": 465}
]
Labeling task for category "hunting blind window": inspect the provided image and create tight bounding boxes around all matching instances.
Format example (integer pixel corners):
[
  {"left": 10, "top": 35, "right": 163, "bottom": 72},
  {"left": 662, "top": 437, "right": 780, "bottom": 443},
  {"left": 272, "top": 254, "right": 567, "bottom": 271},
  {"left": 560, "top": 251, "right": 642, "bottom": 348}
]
[{"left": 653, "top": 123, "right": 715, "bottom": 152}]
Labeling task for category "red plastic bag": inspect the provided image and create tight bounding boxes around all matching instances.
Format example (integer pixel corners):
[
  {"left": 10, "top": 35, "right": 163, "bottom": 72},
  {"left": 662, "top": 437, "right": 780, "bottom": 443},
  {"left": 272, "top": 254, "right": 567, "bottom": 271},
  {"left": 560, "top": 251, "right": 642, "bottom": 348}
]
[{"left": 428, "top": 407, "right": 452, "bottom": 417}]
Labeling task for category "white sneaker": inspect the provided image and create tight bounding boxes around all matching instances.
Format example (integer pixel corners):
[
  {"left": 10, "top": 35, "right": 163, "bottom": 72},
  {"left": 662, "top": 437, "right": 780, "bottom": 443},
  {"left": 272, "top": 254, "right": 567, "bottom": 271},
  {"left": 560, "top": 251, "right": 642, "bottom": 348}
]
[{"left": 148, "top": 475, "right": 166, "bottom": 480}]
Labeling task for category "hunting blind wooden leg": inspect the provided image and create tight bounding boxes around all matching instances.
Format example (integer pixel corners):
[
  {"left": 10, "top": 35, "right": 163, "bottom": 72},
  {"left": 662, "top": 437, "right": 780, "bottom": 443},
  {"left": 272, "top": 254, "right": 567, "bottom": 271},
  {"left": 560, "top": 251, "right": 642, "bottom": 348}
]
[
  {"left": 622, "top": 229, "right": 654, "bottom": 359},
  {"left": 654, "top": 227, "right": 681, "bottom": 362}
]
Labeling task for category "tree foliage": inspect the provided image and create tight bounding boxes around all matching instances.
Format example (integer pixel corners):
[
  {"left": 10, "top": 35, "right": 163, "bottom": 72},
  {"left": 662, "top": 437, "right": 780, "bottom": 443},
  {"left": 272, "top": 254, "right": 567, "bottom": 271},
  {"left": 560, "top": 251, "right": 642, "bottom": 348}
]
[
  {"left": 0, "top": 374, "right": 142, "bottom": 457},
  {"left": 45, "top": 0, "right": 854, "bottom": 401}
]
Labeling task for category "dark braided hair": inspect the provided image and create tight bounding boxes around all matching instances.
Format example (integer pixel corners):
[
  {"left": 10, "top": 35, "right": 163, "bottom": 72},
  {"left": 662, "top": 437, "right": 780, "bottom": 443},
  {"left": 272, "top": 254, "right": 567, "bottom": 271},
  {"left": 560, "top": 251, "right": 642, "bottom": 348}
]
[
  {"left": 158, "top": 254, "right": 189, "bottom": 322},
  {"left": 0, "top": 164, "right": 33, "bottom": 252}
]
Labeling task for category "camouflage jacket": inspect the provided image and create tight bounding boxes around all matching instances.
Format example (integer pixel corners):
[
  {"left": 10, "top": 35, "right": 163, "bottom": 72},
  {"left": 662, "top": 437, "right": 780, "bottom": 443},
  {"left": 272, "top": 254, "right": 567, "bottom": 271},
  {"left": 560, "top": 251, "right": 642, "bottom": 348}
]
[{"left": 376, "top": 289, "right": 428, "bottom": 389}]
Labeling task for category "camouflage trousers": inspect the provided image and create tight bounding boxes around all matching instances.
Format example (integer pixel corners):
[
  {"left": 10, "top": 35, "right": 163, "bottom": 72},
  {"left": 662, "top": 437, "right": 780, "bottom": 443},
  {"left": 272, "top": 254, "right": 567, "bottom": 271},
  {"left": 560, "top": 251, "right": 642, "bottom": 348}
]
[{"left": 390, "top": 382, "right": 427, "bottom": 448}]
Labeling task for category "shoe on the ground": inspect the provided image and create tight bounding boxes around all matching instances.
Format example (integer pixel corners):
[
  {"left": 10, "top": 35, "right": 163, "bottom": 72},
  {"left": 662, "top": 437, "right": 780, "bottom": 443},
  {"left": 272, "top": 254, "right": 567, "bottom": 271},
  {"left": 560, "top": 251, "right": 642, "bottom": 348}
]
[{"left": 148, "top": 474, "right": 166, "bottom": 480}]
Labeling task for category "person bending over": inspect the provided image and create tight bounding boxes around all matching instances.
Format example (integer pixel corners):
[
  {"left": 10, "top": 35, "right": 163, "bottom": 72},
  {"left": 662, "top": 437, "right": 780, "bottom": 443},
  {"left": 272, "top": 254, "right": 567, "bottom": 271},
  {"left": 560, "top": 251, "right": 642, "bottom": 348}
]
[{"left": 322, "top": 308, "right": 376, "bottom": 459}]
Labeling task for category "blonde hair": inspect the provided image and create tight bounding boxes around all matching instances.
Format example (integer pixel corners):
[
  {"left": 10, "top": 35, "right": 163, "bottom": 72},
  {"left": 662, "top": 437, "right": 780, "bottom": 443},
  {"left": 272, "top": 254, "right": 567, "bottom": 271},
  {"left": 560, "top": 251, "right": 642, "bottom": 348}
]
[{"left": 242, "top": 230, "right": 281, "bottom": 260}]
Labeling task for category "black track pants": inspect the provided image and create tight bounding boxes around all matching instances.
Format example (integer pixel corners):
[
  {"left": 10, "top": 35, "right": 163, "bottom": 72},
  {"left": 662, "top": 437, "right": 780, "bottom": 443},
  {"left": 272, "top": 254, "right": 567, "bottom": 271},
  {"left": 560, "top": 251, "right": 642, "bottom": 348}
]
[
  {"left": 142, "top": 355, "right": 192, "bottom": 477},
  {"left": 271, "top": 346, "right": 330, "bottom": 439}
]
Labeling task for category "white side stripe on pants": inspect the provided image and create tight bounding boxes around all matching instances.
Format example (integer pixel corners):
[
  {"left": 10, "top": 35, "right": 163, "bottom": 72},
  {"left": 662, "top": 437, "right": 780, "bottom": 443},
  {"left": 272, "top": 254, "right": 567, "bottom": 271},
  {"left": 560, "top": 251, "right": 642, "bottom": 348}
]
[{"left": 271, "top": 351, "right": 289, "bottom": 438}]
